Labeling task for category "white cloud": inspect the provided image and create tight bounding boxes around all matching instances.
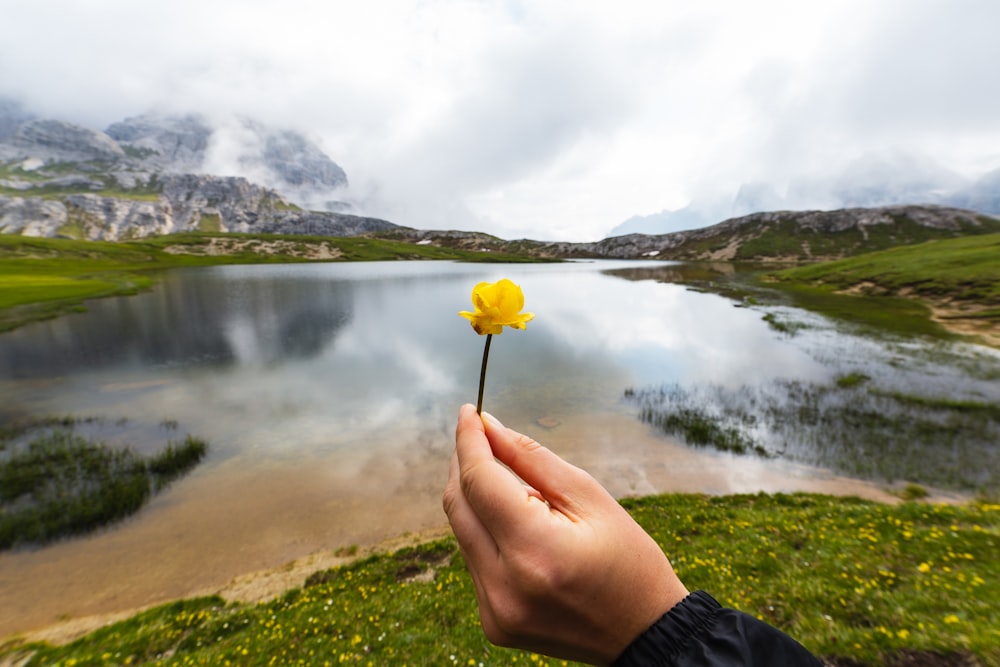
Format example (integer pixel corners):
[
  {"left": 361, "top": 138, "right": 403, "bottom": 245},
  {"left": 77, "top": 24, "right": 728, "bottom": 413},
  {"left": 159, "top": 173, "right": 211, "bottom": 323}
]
[{"left": 2, "top": 0, "right": 999, "bottom": 240}]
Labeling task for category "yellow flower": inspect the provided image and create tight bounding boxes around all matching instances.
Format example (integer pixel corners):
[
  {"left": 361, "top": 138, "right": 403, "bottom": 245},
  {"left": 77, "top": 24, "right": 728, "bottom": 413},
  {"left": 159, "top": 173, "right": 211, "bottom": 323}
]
[{"left": 459, "top": 279, "right": 534, "bottom": 335}]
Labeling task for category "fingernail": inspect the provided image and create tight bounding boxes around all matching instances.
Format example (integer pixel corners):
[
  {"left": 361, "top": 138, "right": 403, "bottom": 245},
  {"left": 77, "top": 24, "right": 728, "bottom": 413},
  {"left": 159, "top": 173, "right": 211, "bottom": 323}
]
[{"left": 481, "top": 411, "right": 504, "bottom": 429}]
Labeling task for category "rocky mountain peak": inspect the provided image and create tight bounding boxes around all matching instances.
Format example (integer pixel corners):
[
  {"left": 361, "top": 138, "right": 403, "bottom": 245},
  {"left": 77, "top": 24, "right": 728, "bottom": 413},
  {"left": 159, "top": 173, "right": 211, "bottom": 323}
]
[
  {"left": 1, "top": 118, "right": 125, "bottom": 163},
  {"left": 105, "top": 113, "right": 212, "bottom": 172},
  {"left": 0, "top": 104, "right": 397, "bottom": 241},
  {"left": 104, "top": 113, "right": 348, "bottom": 206}
]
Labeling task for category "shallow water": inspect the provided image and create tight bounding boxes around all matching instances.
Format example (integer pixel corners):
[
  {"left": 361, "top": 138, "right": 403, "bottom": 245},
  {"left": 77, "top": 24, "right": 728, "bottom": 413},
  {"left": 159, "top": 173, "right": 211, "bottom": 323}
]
[{"left": 0, "top": 260, "right": 991, "bottom": 636}]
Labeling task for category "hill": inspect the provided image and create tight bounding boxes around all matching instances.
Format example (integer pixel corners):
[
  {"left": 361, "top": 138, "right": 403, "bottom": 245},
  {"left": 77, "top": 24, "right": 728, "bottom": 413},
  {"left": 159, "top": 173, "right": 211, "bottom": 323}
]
[
  {"left": 377, "top": 205, "right": 1000, "bottom": 263},
  {"left": 769, "top": 232, "right": 1000, "bottom": 345},
  {"left": 563, "top": 205, "right": 1000, "bottom": 261}
]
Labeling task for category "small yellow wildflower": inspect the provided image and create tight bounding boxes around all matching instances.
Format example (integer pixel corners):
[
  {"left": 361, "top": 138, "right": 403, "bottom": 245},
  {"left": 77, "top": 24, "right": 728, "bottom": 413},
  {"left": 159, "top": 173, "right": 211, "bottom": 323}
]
[
  {"left": 459, "top": 279, "right": 534, "bottom": 335},
  {"left": 459, "top": 278, "right": 534, "bottom": 413}
]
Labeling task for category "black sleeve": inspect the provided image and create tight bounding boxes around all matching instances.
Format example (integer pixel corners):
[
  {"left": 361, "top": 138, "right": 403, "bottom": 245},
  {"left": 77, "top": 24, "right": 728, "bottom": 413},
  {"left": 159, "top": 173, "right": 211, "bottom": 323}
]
[{"left": 611, "top": 591, "right": 823, "bottom": 667}]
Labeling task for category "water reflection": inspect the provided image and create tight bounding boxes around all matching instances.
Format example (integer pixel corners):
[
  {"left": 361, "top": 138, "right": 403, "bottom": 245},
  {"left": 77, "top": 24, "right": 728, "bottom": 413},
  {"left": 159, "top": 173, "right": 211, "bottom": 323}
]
[{"left": 0, "top": 268, "right": 356, "bottom": 379}]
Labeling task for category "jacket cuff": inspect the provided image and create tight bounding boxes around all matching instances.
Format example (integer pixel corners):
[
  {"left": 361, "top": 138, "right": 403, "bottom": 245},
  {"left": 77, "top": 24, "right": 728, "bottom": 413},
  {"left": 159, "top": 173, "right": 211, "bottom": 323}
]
[{"left": 611, "top": 590, "right": 722, "bottom": 666}]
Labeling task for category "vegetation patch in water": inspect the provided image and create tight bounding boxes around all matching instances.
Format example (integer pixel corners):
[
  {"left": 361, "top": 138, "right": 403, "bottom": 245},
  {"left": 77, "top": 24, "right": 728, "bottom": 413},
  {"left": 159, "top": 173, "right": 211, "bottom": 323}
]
[
  {"left": 625, "top": 379, "right": 1000, "bottom": 492},
  {"left": 0, "top": 421, "right": 207, "bottom": 550}
]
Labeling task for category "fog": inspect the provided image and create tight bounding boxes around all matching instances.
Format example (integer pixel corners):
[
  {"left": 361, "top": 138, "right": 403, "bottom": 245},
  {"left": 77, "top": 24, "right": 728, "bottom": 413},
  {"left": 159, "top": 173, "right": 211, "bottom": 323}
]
[{"left": 2, "top": 0, "right": 998, "bottom": 240}]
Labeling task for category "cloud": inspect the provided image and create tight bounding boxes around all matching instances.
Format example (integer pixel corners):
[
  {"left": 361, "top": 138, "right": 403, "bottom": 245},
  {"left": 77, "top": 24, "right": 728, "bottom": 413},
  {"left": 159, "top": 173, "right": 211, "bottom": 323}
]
[{"left": 1, "top": 0, "right": 999, "bottom": 240}]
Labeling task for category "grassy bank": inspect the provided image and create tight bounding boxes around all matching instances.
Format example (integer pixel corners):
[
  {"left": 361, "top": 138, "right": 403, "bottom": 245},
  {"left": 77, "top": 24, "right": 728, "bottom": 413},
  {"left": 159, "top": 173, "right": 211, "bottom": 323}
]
[
  {"left": 2, "top": 493, "right": 996, "bottom": 666},
  {"left": 0, "top": 234, "right": 544, "bottom": 332},
  {"left": 768, "top": 233, "right": 1000, "bottom": 342}
]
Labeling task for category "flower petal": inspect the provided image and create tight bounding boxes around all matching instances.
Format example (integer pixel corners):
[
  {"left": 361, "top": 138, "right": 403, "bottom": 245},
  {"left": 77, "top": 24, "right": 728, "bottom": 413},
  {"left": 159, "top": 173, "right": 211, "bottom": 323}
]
[{"left": 459, "top": 278, "right": 532, "bottom": 335}]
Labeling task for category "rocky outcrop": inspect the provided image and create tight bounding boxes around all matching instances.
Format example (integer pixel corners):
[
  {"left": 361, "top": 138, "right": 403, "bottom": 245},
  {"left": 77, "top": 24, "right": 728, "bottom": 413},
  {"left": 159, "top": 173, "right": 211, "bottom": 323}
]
[
  {"left": 0, "top": 197, "right": 67, "bottom": 237},
  {"left": 248, "top": 122, "right": 348, "bottom": 191},
  {"left": 0, "top": 119, "right": 125, "bottom": 164},
  {"left": 104, "top": 114, "right": 348, "bottom": 206},
  {"left": 0, "top": 173, "right": 398, "bottom": 241},
  {"left": 105, "top": 114, "right": 212, "bottom": 172},
  {"left": 0, "top": 105, "right": 391, "bottom": 240}
]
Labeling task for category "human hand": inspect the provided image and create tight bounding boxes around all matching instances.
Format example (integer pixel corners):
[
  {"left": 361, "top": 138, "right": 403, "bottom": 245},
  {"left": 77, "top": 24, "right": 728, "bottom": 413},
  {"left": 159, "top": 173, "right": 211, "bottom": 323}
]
[{"left": 442, "top": 404, "right": 689, "bottom": 665}]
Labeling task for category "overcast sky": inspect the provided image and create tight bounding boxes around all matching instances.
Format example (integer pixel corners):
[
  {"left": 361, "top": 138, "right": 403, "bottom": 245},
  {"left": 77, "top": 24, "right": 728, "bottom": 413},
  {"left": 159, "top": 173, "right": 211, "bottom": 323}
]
[{"left": 2, "top": 0, "right": 999, "bottom": 240}]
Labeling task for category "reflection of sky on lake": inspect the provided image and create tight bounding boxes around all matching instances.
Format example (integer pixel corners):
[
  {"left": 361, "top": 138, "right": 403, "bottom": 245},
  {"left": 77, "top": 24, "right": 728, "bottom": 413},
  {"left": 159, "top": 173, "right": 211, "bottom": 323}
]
[
  {"left": 0, "top": 260, "right": 833, "bottom": 464},
  {"left": 7, "top": 259, "right": 997, "bottom": 470}
]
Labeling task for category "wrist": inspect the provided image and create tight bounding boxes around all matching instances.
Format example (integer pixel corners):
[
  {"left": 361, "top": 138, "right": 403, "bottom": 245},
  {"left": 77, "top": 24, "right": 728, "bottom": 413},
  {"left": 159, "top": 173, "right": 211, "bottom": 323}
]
[{"left": 610, "top": 591, "right": 720, "bottom": 667}]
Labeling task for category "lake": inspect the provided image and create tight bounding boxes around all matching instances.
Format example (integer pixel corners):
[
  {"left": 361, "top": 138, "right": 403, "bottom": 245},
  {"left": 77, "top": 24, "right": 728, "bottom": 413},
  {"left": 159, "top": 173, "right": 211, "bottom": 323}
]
[{"left": 1, "top": 259, "right": 997, "bottom": 636}]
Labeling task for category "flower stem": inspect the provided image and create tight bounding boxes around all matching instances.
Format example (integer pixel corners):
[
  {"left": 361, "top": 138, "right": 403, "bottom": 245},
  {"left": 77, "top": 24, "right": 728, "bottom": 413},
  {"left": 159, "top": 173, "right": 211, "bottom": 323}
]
[{"left": 476, "top": 334, "right": 493, "bottom": 414}]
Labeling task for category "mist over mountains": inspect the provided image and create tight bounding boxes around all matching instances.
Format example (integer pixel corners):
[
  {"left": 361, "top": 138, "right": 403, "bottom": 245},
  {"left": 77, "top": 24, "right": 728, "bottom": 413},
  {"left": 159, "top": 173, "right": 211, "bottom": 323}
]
[
  {"left": 0, "top": 100, "right": 349, "bottom": 212},
  {"left": 0, "top": 100, "right": 403, "bottom": 240},
  {"left": 609, "top": 154, "right": 1000, "bottom": 238},
  {"left": 2, "top": 97, "right": 999, "bottom": 245}
]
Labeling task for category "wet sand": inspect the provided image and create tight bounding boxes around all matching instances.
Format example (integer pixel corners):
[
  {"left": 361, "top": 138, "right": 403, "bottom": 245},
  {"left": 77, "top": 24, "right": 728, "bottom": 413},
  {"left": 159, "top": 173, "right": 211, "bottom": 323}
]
[{"left": 0, "top": 410, "right": 920, "bottom": 643}]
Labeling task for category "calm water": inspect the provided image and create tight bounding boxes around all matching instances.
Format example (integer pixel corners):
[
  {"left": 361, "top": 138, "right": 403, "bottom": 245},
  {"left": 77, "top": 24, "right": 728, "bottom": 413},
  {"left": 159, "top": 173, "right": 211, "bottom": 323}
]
[
  {"left": 1, "top": 259, "right": 996, "bottom": 635},
  {"left": 0, "top": 260, "right": 838, "bottom": 466}
]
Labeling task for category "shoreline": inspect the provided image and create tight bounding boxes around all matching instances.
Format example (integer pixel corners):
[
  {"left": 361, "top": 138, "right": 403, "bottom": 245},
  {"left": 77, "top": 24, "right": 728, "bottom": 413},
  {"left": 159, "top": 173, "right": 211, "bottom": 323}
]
[
  {"left": 4, "top": 476, "right": 972, "bottom": 649},
  {"left": 4, "top": 524, "right": 454, "bottom": 648}
]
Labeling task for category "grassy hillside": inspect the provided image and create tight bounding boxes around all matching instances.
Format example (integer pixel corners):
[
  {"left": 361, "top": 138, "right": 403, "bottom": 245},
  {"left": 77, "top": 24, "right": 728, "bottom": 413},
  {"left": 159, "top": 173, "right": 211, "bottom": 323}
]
[
  {"left": 729, "top": 211, "right": 1000, "bottom": 262},
  {"left": 2, "top": 493, "right": 996, "bottom": 666},
  {"left": 768, "top": 233, "right": 1000, "bottom": 342},
  {"left": 0, "top": 233, "right": 544, "bottom": 332}
]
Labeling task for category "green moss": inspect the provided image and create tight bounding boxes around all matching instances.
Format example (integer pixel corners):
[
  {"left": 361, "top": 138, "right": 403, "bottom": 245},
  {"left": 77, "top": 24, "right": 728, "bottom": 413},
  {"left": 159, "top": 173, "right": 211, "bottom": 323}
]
[
  {"left": 54, "top": 219, "right": 86, "bottom": 240},
  {"left": 196, "top": 213, "right": 223, "bottom": 233},
  {"left": 835, "top": 372, "right": 871, "bottom": 388}
]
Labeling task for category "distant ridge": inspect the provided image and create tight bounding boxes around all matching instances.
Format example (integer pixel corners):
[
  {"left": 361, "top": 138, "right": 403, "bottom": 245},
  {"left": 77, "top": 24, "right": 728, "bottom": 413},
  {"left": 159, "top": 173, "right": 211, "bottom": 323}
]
[
  {"left": 3, "top": 103, "right": 998, "bottom": 258},
  {"left": 573, "top": 205, "right": 1000, "bottom": 261},
  {"left": 378, "top": 205, "right": 1000, "bottom": 262}
]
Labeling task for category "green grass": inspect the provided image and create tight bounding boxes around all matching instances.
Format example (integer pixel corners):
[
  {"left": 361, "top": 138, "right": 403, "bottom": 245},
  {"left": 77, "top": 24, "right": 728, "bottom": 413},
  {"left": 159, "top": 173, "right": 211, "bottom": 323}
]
[
  {"left": 2, "top": 494, "right": 996, "bottom": 666},
  {"left": 768, "top": 233, "right": 1000, "bottom": 338},
  {"left": 835, "top": 372, "right": 871, "bottom": 389},
  {"left": 0, "top": 425, "right": 208, "bottom": 550},
  {"left": 733, "top": 214, "right": 1000, "bottom": 262},
  {"left": 0, "top": 233, "right": 546, "bottom": 332},
  {"left": 774, "top": 233, "right": 1000, "bottom": 299},
  {"left": 774, "top": 284, "right": 953, "bottom": 339}
]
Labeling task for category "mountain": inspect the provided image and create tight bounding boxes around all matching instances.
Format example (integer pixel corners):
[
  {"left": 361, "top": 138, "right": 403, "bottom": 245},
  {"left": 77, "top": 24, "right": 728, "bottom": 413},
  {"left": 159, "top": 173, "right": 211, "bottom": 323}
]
[
  {"left": 611, "top": 153, "right": 1000, "bottom": 238},
  {"left": 105, "top": 114, "right": 349, "bottom": 208},
  {"left": 372, "top": 204, "right": 1000, "bottom": 262},
  {"left": 608, "top": 182, "right": 786, "bottom": 238},
  {"left": 559, "top": 205, "right": 1000, "bottom": 261},
  {"left": 0, "top": 106, "right": 399, "bottom": 241}
]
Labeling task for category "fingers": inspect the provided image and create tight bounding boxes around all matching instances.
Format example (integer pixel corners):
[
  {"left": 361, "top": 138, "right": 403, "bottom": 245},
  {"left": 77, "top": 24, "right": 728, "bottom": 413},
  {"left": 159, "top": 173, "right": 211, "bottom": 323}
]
[
  {"left": 451, "top": 404, "right": 556, "bottom": 545},
  {"left": 443, "top": 448, "right": 498, "bottom": 564},
  {"left": 480, "top": 411, "right": 610, "bottom": 518}
]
